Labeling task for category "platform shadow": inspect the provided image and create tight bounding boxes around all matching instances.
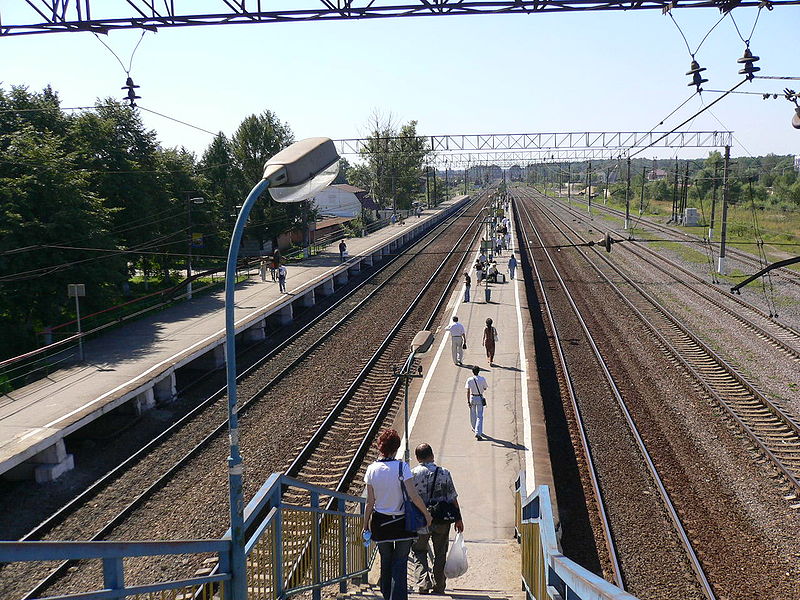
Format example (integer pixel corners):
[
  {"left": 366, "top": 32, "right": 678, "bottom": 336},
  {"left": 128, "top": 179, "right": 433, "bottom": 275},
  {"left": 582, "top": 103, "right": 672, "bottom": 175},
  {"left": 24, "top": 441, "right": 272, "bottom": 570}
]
[{"left": 480, "top": 434, "right": 526, "bottom": 451}]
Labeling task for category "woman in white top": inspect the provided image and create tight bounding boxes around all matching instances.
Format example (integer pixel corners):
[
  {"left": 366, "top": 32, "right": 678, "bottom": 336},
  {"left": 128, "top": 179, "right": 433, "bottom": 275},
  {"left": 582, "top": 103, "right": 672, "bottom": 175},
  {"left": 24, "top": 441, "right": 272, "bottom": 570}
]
[{"left": 364, "top": 429, "right": 432, "bottom": 600}]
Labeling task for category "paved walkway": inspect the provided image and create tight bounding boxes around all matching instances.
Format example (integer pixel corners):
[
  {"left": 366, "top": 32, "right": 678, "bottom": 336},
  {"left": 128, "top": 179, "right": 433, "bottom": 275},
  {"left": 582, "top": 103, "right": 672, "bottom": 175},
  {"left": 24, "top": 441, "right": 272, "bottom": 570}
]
[
  {"left": 0, "top": 199, "right": 465, "bottom": 479},
  {"left": 364, "top": 205, "right": 553, "bottom": 597}
]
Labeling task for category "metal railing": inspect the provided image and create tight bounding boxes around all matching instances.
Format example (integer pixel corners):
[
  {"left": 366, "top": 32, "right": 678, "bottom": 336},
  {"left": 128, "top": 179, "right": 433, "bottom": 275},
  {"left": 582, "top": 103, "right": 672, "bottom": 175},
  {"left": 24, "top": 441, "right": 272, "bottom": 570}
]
[
  {"left": 0, "top": 474, "right": 368, "bottom": 600},
  {"left": 514, "top": 473, "right": 639, "bottom": 600}
]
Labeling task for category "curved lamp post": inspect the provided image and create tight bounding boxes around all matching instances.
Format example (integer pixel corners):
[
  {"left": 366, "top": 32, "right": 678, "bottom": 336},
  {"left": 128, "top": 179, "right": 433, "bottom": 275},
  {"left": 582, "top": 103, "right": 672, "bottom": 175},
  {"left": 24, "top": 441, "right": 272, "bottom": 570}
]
[{"left": 225, "top": 138, "right": 339, "bottom": 600}]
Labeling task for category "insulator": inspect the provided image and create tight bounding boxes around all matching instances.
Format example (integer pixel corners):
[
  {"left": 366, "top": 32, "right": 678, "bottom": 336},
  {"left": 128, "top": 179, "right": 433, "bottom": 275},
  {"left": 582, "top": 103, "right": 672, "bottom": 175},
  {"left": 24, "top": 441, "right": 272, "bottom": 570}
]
[
  {"left": 122, "top": 76, "right": 142, "bottom": 106},
  {"left": 737, "top": 48, "right": 761, "bottom": 81},
  {"left": 686, "top": 60, "right": 708, "bottom": 91},
  {"left": 792, "top": 107, "right": 800, "bottom": 130}
]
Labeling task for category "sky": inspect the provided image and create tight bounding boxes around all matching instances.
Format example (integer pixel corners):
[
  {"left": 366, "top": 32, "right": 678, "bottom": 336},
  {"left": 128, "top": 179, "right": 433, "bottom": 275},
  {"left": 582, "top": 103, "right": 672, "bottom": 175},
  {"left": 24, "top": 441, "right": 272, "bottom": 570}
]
[{"left": 1, "top": 3, "right": 799, "bottom": 163}]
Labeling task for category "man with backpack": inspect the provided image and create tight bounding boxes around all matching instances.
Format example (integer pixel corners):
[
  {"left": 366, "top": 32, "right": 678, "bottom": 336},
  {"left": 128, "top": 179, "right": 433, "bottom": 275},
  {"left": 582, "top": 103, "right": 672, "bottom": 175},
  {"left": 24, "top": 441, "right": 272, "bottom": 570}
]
[{"left": 410, "top": 443, "right": 464, "bottom": 594}]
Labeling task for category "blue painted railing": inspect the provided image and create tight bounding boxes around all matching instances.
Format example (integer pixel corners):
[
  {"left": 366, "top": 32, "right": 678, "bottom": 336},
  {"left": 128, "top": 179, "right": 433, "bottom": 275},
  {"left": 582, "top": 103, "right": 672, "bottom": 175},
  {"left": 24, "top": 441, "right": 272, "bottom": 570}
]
[
  {"left": 0, "top": 474, "right": 368, "bottom": 600},
  {"left": 515, "top": 473, "right": 639, "bottom": 600}
]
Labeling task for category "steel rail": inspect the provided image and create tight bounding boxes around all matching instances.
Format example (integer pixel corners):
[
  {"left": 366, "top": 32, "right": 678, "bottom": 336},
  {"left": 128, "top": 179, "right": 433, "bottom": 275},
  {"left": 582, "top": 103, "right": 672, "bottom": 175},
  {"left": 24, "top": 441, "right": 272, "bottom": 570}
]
[
  {"left": 331, "top": 192, "right": 490, "bottom": 498},
  {"left": 535, "top": 192, "right": 800, "bottom": 358},
  {"left": 16, "top": 196, "right": 482, "bottom": 600},
  {"left": 515, "top": 189, "right": 718, "bottom": 600},
  {"left": 282, "top": 193, "right": 488, "bottom": 493},
  {"left": 527, "top": 190, "right": 800, "bottom": 494},
  {"left": 508, "top": 190, "right": 624, "bottom": 589},
  {"left": 553, "top": 190, "right": 800, "bottom": 290},
  {"left": 271, "top": 194, "right": 490, "bottom": 590}
]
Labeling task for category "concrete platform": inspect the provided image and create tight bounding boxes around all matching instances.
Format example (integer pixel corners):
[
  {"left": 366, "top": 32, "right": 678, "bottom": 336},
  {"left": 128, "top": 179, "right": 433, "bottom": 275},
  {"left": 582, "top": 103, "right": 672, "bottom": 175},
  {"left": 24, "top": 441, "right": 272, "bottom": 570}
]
[
  {"left": 0, "top": 196, "right": 471, "bottom": 481},
  {"left": 361, "top": 204, "right": 554, "bottom": 596}
]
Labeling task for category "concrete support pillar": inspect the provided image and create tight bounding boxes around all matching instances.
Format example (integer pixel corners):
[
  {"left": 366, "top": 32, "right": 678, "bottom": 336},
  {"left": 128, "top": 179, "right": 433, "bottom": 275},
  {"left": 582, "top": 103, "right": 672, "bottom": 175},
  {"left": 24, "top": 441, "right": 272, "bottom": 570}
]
[
  {"left": 334, "top": 270, "right": 349, "bottom": 287},
  {"left": 299, "top": 291, "right": 315, "bottom": 308},
  {"left": 361, "top": 254, "right": 373, "bottom": 268},
  {"left": 371, "top": 251, "right": 382, "bottom": 264},
  {"left": 348, "top": 261, "right": 361, "bottom": 276},
  {"left": 154, "top": 372, "right": 176, "bottom": 403},
  {"left": 32, "top": 439, "right": 75, "bottom": 483},
  {"left": 316, "top": 278, "right": 335, "bottom": 298},
  {"left": 243, "top": 318, "right": 266, "bottom": 343},
  {"left": 193, "top": 345, "right": 226, "bottom": 370},
  {"left": 277, "top": 304, "right": 293, "bottom": 326},
  {"left": 131, "top": 387, "right": 156, "bottom": 415}
]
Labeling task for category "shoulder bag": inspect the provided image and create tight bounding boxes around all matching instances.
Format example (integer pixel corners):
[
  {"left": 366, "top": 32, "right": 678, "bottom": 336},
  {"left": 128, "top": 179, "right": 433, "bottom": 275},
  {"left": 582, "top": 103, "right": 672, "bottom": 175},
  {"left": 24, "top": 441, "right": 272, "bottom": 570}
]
[
  {"left": 399, "top": 462, "right": 426, "bottom": 532},
  {"left": 470, "top": 378, "right": 487, "bottom": 407},
  {"left": 427, "top": 467, "right": 461, "bottom": 524}
]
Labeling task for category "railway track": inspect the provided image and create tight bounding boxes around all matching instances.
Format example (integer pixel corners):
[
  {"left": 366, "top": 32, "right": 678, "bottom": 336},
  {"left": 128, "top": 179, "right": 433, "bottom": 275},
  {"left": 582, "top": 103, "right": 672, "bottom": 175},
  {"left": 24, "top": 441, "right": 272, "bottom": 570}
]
[
  {"left": 522, "top": 188, "right": 800, "bottom": 497},
  {"left": 514, "top": 190, "right": 714, "bottom": 599},
  {"left": 4, "top": 194, "right": 490, "bottom": 600},
  {"left": 551, "top": 188, "right": 800, "bottom": 290},
  {"left": 534, "top": 191, "right": 800, "bottom": 360}
]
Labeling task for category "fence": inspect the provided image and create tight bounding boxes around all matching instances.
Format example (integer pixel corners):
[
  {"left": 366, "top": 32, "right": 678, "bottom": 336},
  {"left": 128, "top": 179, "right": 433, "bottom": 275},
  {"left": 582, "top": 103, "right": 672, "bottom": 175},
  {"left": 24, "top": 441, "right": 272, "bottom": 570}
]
[
  {"left": 0, "top": 474, "right": 369, "bottom": 600},
  {"left": 515, "top": 474, "right": 638, "bottom": 600}
]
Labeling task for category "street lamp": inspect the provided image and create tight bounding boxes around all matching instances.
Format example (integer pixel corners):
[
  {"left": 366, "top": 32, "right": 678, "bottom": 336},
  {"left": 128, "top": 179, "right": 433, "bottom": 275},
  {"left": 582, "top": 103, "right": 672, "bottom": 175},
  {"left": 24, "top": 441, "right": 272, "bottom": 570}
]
[
  {"left": 394, "top": 330, "right": 435, "bottom": 462},
  {"left": 224, "top": 138, "right": 339, "bottom": 600},
  {"left": 186, "top": 196, "right": 205, "bottom": 300}
]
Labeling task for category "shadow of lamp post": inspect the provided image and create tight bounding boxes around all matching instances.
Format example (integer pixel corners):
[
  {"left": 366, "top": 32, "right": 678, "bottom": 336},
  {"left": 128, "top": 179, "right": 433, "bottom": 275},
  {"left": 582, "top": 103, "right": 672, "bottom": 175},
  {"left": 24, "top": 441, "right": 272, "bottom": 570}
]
[{"left": 225, "top": 138, "right": 339, "bottom": 600}]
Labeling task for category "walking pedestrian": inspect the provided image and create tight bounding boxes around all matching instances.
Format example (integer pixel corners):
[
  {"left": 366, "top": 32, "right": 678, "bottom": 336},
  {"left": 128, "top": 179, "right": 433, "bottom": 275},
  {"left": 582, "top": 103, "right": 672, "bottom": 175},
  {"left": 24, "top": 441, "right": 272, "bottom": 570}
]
[
  {"left": 483, "top": 318, "right": 498, "bottom": 365},
  {"left": 410, "top": 443, "right": 464, "bottom": 595},
  {"left": 278, "top": 264, "right": 287, "bottom": 293},
  {"left": 474, "top": 261, "right": 484, "bottom": 286},
  {"left": 463, "top": 272, "right": 471, "bottom": 303},
  {"left": 390, "top": 213, "right": 397, "bottom": 225},
  {"left": 445, "top": 316, "right": 466, "bottom": 366},
  {"left": 270, "top": 253, "right": 279, "bottom": 281},
  {"left": 364, "top": 430, "right": 432, "bottom": 600},
  {"left": 508, "top": 253, "right": 518, "bottom": 280},
  {"left": 259, "top": 258, "right": 268, "bottom": 282},
  {"left": 339, "top": 239, "right": 347, "bottom": 263},
  {"left": 465, "top": 366, "right": 488, "bottom": 439}
]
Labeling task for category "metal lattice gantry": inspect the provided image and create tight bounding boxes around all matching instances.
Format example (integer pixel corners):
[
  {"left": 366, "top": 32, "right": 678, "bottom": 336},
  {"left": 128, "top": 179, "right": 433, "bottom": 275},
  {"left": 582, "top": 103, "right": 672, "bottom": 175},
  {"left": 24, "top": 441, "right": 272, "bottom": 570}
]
[
  {"left": 2, "top": 1, "right": 800, "bottom": 36},
  {"left": 333, "top": 130, "right": 733, "bottom": 167}
]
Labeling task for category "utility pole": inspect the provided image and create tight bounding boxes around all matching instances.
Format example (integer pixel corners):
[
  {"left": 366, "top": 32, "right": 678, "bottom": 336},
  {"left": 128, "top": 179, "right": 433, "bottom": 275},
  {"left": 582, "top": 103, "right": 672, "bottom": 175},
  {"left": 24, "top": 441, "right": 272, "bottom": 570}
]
[
  {"left": 709, "top": 162, "right": 719, "bottom": 241},
  {"left": 567, "top": 163, "right": 571, "bottom": 205},
  {"left": 639, "top": 166, "right": 647, "bottom": 215},
  {"left": 426, "top": 166, "right": 431, "bottom": 209},
  {"left": 587, "top": 161, "right": 592, "bottom": 215},
  {"left": 625, "top": 156, "right": 631, "bottom": 230},
  {"left": 681, "top": 162, "right": 690, "bottom": 224},
  {"left": 605, "top": 166, "right": 611, "bottom": 205},
  {"left": 718, "top": 145, "right": 731, "bottom": 274},
  {"left": 671, "top": 159, "right": 679, "bottom": 223}
]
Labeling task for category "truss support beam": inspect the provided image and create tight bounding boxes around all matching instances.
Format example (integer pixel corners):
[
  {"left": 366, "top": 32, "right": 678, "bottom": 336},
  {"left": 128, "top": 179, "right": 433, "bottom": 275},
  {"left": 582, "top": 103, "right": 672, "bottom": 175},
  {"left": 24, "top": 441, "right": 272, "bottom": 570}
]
[
  {"left": 334, "top": 131, "right": 733, "bottom": 167},
  {"left": 2, "top": 1, "right": 798, "bottom": 37}
]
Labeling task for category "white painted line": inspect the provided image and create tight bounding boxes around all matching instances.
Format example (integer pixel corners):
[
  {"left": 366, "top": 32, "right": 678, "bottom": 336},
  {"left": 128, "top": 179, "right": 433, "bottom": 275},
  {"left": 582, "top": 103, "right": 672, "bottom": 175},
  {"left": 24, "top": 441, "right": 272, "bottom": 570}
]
[
  {"left": 41, "top": 202, "right": 469, "bottom": 432},
  {"left": 510, "top": 205, "right": 536, "bottom": 493},
  {"left": 398, "top": 201, "right": 535, "bottom": 497}
]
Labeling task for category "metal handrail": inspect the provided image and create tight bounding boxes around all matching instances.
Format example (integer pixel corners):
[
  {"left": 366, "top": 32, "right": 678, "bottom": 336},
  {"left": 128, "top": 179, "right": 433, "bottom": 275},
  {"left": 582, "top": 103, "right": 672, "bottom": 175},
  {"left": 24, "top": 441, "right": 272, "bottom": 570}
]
[{"left": 515, "top": 475, "right": 639, "bottom": 600}]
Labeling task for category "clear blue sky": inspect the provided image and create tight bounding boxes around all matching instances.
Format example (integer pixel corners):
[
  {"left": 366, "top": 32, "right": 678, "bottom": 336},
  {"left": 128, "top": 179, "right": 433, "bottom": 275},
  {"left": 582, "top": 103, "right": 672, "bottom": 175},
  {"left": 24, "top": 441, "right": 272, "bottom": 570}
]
[{"left": 1, "top": 5, "right": 799, "bottom": 161}]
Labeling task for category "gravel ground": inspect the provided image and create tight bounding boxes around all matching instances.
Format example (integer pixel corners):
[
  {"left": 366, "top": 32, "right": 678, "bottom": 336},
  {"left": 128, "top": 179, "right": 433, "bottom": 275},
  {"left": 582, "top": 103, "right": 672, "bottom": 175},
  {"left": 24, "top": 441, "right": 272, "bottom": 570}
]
[
  {"left": 518, "top": 187, "right": 800, "bottom": 600},
  {"left": 516, "top": 193, "right": 706, "bottom": 599},
  {"left": 0, "top": 199, "right": 487, "bottom": 600},
  {"left": 534, "top": 193, "right": 800, "bottom": 427}
]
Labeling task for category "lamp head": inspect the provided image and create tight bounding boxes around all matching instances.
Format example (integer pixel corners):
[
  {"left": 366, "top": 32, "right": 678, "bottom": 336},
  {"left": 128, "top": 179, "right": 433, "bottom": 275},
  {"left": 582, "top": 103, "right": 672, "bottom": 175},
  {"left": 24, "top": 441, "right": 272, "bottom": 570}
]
[
  {"left": 263, "top": 137, "right": 340, "bottom": 203},
  {"left": 411, "top": 330, "right": 434, "bottom": 354}
]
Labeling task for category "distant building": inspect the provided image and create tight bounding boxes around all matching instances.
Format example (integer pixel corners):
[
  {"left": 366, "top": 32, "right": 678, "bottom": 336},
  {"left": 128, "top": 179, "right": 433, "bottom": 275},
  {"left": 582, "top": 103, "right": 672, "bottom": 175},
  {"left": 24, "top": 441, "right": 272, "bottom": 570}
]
[
  {"left": 794, "top": 155, "right": 800, "bottom": 171},
  {"left": 648, "top": 168, "right": 668, "bottom": 181},
  {"left": 312, "top": 184, "right": 379, "bottom": 218}
]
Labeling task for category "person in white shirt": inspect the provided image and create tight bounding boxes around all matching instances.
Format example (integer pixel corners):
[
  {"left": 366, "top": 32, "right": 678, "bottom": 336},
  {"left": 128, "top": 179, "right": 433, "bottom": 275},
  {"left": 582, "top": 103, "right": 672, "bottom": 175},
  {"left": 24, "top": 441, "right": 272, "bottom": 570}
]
[
  {"left": 364, "top": 429, "right": 432, "bottom": 600},
  {"left": 465, "top": 366, "right": 488, "bottom": 439},
  {"left": 278, "top": 264, "right": 287, "bottom": 293},
  {"left": 445, "top": 316, "right": 466, "bottom": 365}
]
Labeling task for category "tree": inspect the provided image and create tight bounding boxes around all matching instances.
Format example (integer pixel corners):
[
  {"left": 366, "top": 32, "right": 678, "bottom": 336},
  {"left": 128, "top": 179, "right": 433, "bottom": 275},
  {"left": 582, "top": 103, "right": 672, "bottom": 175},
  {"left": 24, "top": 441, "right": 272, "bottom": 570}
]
[
  {"left": 355, "top": 112, "right": 430, "bottom": 211},
  {"left": 0, "top": 124, "right": 122, "bottom": 357},
  {"left": 226, "top": 110, "right": 296, "bottom": 250}
]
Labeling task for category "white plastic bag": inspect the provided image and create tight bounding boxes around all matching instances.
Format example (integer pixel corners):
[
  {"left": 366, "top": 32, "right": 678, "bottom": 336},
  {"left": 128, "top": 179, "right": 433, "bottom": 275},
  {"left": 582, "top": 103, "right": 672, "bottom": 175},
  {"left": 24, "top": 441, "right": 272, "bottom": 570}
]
[{"left": 444, "top": 532, "right": 469, "bottom": 579}]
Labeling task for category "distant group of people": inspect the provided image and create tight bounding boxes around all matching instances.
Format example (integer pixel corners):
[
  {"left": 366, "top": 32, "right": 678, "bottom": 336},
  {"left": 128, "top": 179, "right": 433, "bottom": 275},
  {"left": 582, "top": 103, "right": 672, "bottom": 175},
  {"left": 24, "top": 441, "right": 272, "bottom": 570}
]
[
  {"left": 259, "top": 249, "right": 287, "bottom": 293},
  {"left": 364, "top": 430, "right": 463, "bottom": 600}
]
